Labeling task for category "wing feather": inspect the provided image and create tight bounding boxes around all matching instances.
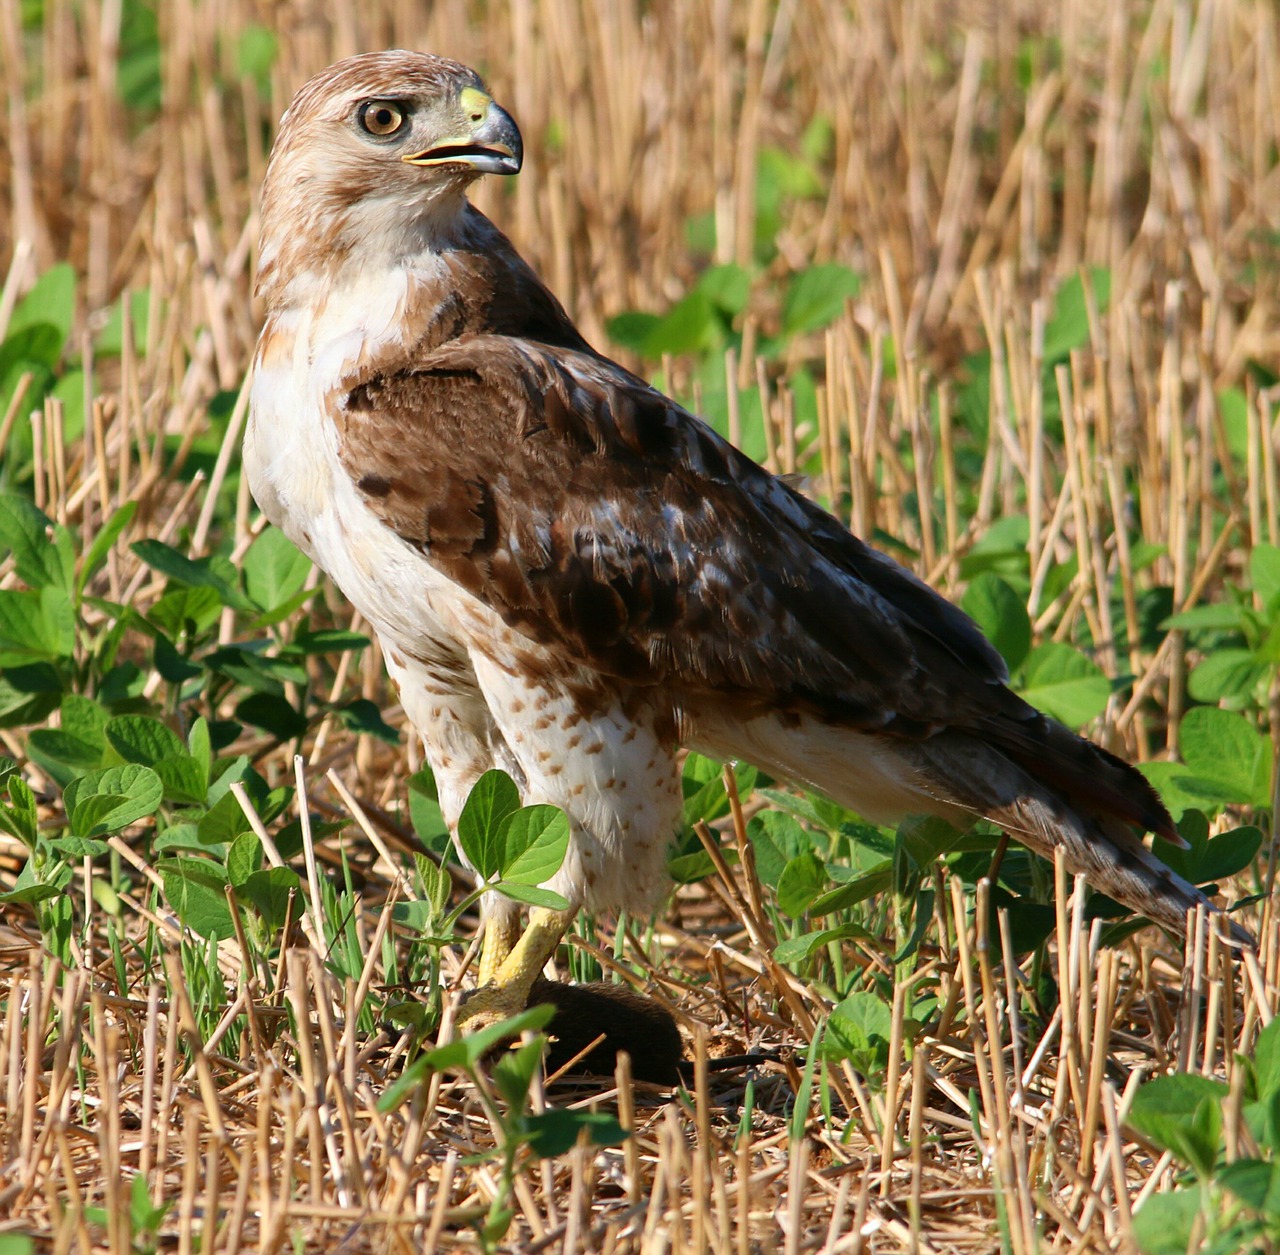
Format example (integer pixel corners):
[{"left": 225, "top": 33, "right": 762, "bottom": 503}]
[{"left": 337, "top": 336, "right": 1009, "bottom": 733}]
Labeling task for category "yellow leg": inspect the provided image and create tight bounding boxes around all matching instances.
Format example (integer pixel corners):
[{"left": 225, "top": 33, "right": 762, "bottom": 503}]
[
  {"left": 457, "top": 906, "right": 577, "bottom": 1030},
  {"left": 478, "top": 910, "right": 521, "bottom": 985}
]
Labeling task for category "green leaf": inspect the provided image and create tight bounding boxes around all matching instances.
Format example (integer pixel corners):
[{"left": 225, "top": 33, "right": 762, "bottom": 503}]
[
  {"left": 242, "top": 526, "right": 311, "bottom": 612},
  {"left": 9, "top": 263, "right": 76, "bottom": 341},
  {"left": 641, "top": 291, "right": 719, "bottom": 356},
  {"left": 1251, "top": 1016, "right": 1280, "bottom": 1103},
  {"left": 416, "top": 855, "right": 452, "bottom": 923},
  {"left": 1130, "top": 1189, "right": 1204, "bottom": 1255},
  {"left": 1161, "top": 603, "right": 1249, "bottom": 632},
  {"left": 234, "top": 692, "right": 307, "bottom": 741},
  {"left": 493, "top": 1037, "right": 545, "bottom": 1109},
  {"left": 240, "top": 867, "right": 302, "bottom": 927},
  {"left": 0, "top": 776, "right": 38, "bottom": 848},
  {"left": 776, "top": 851, "right": 827, "bottom": 917},
  {"left": 1126, "top": 1072, "right": 1228, "bottom": 1175},
  {"left": 1043, "top": 267, "right": 1110, "bottom": 363},
  {"left": 781, "top": 264, "right": 860, "bottom": 337},
  {"left": 157, "top": 857, "right": 234, "bottom": 940},
  {"left": 522, "top": 1109, "right": 627, "bottom": 1158},
  {"left": 1188, "top": 649, "right": 1267, "bottom": 705},
  {"left": 1179, "top": 707, "right": 1273, "bottom": 808},
  {"left": 0, "top": 587, "right": 74, "bottom": 660},
  {"left": 696, "top": 263, "right": 752, "bottom": 315},
  {"left": 64, "top": 764, "right": 163, "bottom": 838},
  {"left": 423, "top": 1002, "right": 557, "bottom": 1072},
  {"left": 605, "top": 310, "right": 661, "bottom": 354},
  {"left": 1017, "top": 642, "right": 1109, "bottom": 728},
  {"left": 77, "top": 501, "right": 136, "bottom": 596},
  {"left": 961, "top": 573, "right": 1031, "bottom": 671},
  {"left": 106, "top": 714, "right": 208, "bottom": 805},
  {"left": 499, "top": 805, "right": 570, "bottom": 885},
  {"left": 494, "top": 881, "right": 572, "bottom": 910},
  {"left": 226, "top": 831, "right": 263, "bottom": 889},
  {"left": 1252, "top": 543, "right": 1280, "bottom": 611},
  {"left": 106, "top": 713, "right": 189, "bottom": 764},
  {"left": 26, "top": 728, "right": 106, "bottom": 783},
  {"left": 408, "top": 766, "right": 449, "bottom": 852},
  {"left": 130, "top": 539, "right": 249, "bottom": 609},
  {"left": 824, "top": 991, "right": 894, "bottom": 1069},
  {"left": 95, "top": 290, "right": 151, "bottom": 358},
  {"left": 0, "top": 494, "right": 75, "bottom": 592},
  {"left": 236, "top": 22, "right": 278, "bottom": 84},
  {"left": 747, "top": 810, "right": 811, "bottom": 888},
  {"left": 336, "top": 699, "right": 399, "bottom": 745},
  {"left": 457, "top": 770, "right": 521, "bottom": 880},
  {"left": 773, "top": 922, "right": 868, "bottom": 965},
  {"left": 1219, "top": 1158, "right": 1280, "bottom": 1216}
]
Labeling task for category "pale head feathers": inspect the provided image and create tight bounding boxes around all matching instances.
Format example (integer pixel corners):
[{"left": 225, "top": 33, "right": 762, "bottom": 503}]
[{"left": 256, "top": 51, "right": 519, "bottom": 312}]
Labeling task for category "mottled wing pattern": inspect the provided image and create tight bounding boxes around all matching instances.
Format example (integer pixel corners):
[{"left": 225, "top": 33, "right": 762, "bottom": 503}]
[{"left": 334, "top": 335, "right": 1174, "bottom": 842}]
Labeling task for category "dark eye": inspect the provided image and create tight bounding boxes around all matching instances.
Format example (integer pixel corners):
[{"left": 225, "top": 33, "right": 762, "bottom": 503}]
[{"left": 359, "top": 100, "right": 407, "bottom": 137}]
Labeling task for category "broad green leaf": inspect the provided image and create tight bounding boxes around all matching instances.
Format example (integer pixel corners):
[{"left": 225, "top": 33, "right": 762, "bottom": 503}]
[
  {"left": 77, "top": 501, "right": 137, "bottom": 596},
  {"left": 0, "top": 587, "right": 74, "bottom": 660},
  {"left": 774, "top": 922, "right": 867, "bottom": 965},
  {"left": 824, "top": 991, "right": 894, "bottom": 1067},
  {"left": 962, "top": 573, "right": 1031, "bottom": 671},
  {"left": 240, "top": 867, "right": 302, "bottom": 927},
  {"left": 1017, "top": 642, "right": 1109, "bottom": 728},
  {"left": 422, "top": 1002, "right": 556, "bottom": 1072},
  {"left": 242, "top": 526, "right": 311, "bottom": 612},
  {"left": 64, "top": 764, "right": 163, "bottom": 838},
  {"left": 781, "top": 264, "right": 860, "bottom": 337},
  {"left": 408, "top": 766, "right": 449, "bottom": 852},
  {"left": 0, "top": 494, "right": 75, "bottom": 592},
  {"left": 1126, "top": 1072, "right": 1228, "bottom": 1174},
  {"left": 285, "top": 628, "right": 371, "bottom": 655},
  {"left": 157, "top": 857, "right": 234, "bottom": 940},
  {"left": 457, "top": 770, "right": 521, "bottom": 880},
  {"left": 336, "top": 699, "right": 399, "bottom": 744},
  {"left": 1130, "top": 1189, "right": 1204, "bottom": 1255},
  {"left": 1179, "top": 706, "right": 1272, "bottom": 808},
  {"left": 493, "top": 1037, "right": 545, "bottom": 1109},
  {"left": 522, "top": 1109, "right": 627, "bottom": 1158},
  {"left": 494, "top": 881, "right": 572, "bottom": 910},
  {"left": 1043, "top": 267, "right": 1110, "bottom": 363},
  {"left": 696, "top": 263, "right": 751, "bottom": 315},
  {"left": 9, "top": 263, "right": 76, "bottom": 341},
  {"left": 747, "top": 810, "right": 811, "bottom": 888},
  {"left": 106, "top": 713, "right": 188, "bottom": 764},
  {"left": 130, "top": 539, "right": 249, "bottom": 609},
  {"left": 776, "top": 851, "right": 826, "bottom": 917},
  {"left": 226, "top": 831, "right": 263, "bottom": 889},
  {"left": 0, "top": 776, "right": 38, "bottom": 848},
  {"left": 1251, "top": 1014, "right": 1280, "bottom": 1104},
  {"left": 26, "top": 728, "right": 106, "bottom": 783},
  {"left": 1252, "top": 543, "right": 1280, "bottom": 611},
  {"left": 1161, "top": 603, "right": 1249, "bottom": 632},
  {"left": 606, "top": 310, "right": 661, "bottom": 354},
  {"left": 499, "top": 805, "right": 570, "bottom": 885},
  {"left": 1218, "top": 1158, "right": 1280, "bottom": 1216},
  {"left": 641, "top": 291, "right": 719, "bottom": 356}
]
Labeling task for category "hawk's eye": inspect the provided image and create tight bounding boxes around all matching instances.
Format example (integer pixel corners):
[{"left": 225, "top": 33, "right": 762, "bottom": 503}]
[{"left": 359, "top": 101, "right": 407, "bottom": 138}]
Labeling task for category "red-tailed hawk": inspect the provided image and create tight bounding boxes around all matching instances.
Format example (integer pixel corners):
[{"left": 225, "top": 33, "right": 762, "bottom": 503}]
[{"left": 247, "top": 52, "right": 1241, "bottom": 1028}]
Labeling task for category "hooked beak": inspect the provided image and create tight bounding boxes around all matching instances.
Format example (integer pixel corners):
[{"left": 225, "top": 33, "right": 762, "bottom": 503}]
[{"left": 402, "top": 90, "right": 523, "bottom": 176}]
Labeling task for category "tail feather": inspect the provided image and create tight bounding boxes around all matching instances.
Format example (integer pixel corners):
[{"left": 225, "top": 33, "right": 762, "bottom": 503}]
[{"left": 910, "top": 730, "right": 1254, "bottom": 946}]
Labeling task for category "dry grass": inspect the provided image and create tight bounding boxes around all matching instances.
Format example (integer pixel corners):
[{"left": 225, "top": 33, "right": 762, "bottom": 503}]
[{"left": 1, "top": 0, "right": 1279, "bottom": 1251}]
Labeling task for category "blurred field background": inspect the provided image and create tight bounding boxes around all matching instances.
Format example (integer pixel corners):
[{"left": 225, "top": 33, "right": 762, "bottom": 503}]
[{"left": 1, "top": 1, "right": 1279, "bottom": 1252}]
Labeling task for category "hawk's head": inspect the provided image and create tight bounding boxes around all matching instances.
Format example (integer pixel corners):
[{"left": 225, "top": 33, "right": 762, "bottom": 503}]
[{"left": 257, "top": 51, "right": 522, "bottom": 309}]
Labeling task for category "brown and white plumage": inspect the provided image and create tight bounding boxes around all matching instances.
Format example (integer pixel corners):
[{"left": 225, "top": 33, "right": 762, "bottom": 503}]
[{"left": 247, "top": 51, "right": 1242, "bottom": 1020}]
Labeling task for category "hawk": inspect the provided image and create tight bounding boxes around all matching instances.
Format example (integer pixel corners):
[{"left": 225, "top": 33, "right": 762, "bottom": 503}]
[{"left": 247, "top": 52, "right": 1240, "bottom": 1029}]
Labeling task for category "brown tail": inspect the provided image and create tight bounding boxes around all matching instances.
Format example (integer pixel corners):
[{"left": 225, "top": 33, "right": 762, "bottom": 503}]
[{"left": 908, "top": 721, "right": 1254, "bottom": 946}]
